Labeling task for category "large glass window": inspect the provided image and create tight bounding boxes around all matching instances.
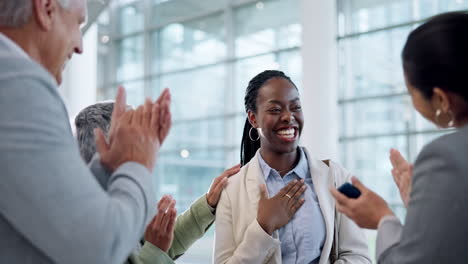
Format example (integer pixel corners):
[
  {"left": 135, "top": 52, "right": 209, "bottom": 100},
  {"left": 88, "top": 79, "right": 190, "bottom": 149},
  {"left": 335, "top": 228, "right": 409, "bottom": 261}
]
[
  {"left": 159, "top": 14, "right": 226, "bottom": 72},
  {"left": 117, "top": 1, "right": 144, "bottom": 35},
  {"left": 160, "top": 65, "right": 226, "bottom": 120},
  {"left": 235, "top": 0, "right": 301, "bottom": 57},
  {"left": 97, "top": 0, "right": 302, "bottom": 262},
  {"left": 116, "top": 35, "right": 144, "bottom": 82}
]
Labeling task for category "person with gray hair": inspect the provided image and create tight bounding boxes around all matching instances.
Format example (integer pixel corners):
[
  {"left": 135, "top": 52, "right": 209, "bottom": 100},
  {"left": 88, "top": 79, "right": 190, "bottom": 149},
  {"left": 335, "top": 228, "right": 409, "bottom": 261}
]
[
  {"left": 0, "top": 0, "right": 167, "bottom": 263},
  {"left": 75, "top": 102, "right": 114, "bottom": 163},
  {"left": 0, "top": 0, "right": 72, "bottom": 27},
  {"left": 75, "top": 100, "right": 241, "bottom": 264}
]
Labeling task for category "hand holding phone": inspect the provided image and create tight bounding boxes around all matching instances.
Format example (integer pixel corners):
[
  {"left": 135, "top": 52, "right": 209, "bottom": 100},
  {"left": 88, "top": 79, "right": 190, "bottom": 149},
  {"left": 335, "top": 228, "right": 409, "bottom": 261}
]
[{"left": 338, "top": 182, "right": 361, "bottom": 199}]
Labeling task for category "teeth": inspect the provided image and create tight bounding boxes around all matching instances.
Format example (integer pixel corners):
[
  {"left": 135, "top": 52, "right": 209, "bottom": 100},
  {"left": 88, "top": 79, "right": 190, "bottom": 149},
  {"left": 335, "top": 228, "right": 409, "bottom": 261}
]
[{"left": 277, "top": 128, "right": 295, "bottom": 136}]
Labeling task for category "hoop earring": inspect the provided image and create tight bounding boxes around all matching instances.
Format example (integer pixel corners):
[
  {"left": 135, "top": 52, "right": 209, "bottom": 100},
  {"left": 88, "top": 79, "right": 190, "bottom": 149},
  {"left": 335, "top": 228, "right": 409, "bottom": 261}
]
[
  {"left": 249, "top": 127, "right": 260, "bottom": 141},
  {"left": 435, "top": 109, "right": 455, "bottom": 127},
  {"left": 448, "top": 110, "right": 455, "bottom": 127},
  {"left": 435, "top": 109, "right": 442, "bottom": 124}
]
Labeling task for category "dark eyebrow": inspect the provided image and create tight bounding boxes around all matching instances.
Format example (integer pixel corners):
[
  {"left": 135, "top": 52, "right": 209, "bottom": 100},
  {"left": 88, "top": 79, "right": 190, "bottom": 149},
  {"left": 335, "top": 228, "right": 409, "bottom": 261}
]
[
  {"left": 267, "top": 100, "right": 282, "bottom": 105},
  {"left": 267, "top": 97, "right": 300, "bottom": 104}
]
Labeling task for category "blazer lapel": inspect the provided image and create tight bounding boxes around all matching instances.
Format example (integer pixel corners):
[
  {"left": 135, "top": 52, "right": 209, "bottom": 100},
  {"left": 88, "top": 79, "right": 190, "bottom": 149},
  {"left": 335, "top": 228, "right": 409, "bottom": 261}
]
[
  {"left": 245, "top": 150, "right": 269, "bottom": 205},
  {"left": 244, "top": 150, "right": 282, "bottom": 263},
  {"left": 303, "top": 148, "right": 336, "bottom": 264}
]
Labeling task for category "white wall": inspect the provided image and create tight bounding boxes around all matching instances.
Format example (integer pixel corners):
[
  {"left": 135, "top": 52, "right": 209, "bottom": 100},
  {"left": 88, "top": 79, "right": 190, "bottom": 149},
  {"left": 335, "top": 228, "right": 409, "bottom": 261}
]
[
  {"left": 59, "top": 24, "right": 98, "bottom": 124},
  {"left": 300, "top": 0, "right": 339, "bottom": 160}
]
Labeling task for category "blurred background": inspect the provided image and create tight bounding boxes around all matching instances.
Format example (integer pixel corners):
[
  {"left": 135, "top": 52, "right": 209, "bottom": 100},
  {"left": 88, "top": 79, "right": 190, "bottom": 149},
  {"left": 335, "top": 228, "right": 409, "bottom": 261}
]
[{"left": 61, "top": 0, "right": 467, "bottom": 262}]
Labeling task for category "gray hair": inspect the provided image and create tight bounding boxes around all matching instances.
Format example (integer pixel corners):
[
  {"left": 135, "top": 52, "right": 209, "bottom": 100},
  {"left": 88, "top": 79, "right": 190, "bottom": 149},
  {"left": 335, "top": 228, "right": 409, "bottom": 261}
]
[
  {"left": 75, "top": 102, "right": 114, "bottom": 163},
  {"left": 0, "top": 0, "right": 72, "bottom": 27}
]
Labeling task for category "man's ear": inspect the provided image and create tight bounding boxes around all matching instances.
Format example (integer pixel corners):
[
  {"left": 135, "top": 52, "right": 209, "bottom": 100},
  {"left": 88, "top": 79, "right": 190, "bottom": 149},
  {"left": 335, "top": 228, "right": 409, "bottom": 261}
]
[
  {"left": 247, "top": 111, "right": 258, "bottom": 128},
  {"left": 32, "top": 0, "right": 58, "bottom": 31},
  {"left": 432, "top": 87, "right": 452, "bottom": 113}
]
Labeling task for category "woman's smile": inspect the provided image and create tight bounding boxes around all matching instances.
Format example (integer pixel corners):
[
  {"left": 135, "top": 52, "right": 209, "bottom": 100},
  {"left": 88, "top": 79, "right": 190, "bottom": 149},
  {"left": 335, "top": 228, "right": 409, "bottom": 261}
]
[{"left": 274, "top": 126, "right": 298, "bottom": 142}]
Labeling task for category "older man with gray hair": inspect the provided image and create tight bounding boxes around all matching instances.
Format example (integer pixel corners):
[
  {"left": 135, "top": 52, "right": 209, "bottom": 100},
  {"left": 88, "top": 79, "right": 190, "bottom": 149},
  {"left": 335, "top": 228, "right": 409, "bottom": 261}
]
[
  {"left": 0, "top": 0, "right": 169, "bottom": 263},
  {"left": 75, "top": 102, "right": 115, "bottom": 164},
  {"left": 74, "top": 100, "right": 241, "bottom": 264}
]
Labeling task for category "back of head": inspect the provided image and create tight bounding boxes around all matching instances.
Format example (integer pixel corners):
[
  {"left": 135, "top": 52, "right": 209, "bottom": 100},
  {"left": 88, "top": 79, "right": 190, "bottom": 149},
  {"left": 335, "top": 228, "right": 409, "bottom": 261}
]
[
  {"left": 0, "top": 0, "right": 71, "bottom": 27},
  {"left": 402, "top": 11, "right": 468, "bottom": 102},
  {"left": 75, "top": 102, "right": 114, "bottom": 163},
  {"left": 241, "top": 70, "right": 296, "bottom": 166}
]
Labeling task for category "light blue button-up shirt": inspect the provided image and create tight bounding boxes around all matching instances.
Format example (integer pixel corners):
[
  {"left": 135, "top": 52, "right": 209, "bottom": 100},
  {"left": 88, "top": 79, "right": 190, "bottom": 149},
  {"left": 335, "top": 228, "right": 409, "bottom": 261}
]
[{"left": 258, "top": 148, "right": 326, "bottom": 264}]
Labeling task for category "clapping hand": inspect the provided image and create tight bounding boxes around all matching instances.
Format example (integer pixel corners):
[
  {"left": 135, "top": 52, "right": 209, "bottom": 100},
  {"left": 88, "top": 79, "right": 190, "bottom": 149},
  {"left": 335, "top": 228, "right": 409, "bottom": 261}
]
[
  {"left": 153, "top": 88, "right": 172, "bottom": 146},
  {"left": 390, "top": 148, "right": 413, "bottom": 208},
  {"left": 94, "top": 87, "right": 172, "bottom": 172},
  {"left": 144, "top": 195, "right": 177, "bottom": 252}
]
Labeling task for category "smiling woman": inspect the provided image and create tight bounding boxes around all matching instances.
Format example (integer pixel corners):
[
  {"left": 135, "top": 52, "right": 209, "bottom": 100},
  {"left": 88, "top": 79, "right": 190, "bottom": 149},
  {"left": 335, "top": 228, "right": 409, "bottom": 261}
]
[
  {"left": 240, "top": 70, "right": 302, "bottom": 167},
  {"left": 213, "top": 70, "right": 371, "bottom": 264},
  {"left": 243, "top": 71, "right": 302, "bottom": 166}
]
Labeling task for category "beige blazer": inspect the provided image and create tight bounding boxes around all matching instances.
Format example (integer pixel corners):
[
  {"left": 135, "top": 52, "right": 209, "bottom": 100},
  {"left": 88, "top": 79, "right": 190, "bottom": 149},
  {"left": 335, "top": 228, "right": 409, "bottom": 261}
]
[{"left": 214, "top": 148, "right": 370, "bottom": 264}]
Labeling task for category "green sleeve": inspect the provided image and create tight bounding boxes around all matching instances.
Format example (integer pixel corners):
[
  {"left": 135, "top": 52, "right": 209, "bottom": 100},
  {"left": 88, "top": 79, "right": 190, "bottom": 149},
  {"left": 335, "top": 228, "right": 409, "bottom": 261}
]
[
  {"left": 127, "top": 243, "right": 175, "bottom": 264},
  {"left": 167, "top": 194, "right": 215, "bottom": 259}
]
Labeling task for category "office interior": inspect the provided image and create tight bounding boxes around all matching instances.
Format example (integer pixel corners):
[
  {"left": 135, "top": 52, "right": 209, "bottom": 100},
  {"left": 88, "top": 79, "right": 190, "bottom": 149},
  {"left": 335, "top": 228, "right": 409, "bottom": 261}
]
[{"left": 60, "top": 0, "right": 466, "bottom": 262}]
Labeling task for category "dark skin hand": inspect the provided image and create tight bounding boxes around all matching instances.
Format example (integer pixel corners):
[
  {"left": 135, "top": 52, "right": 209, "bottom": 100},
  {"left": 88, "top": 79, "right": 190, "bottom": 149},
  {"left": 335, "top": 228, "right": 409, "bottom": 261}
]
[
  {"left": 206, "top": 164, "right": 241, "bottom": 208},
  {"left": 257, "top": 179, "right": 307, "bottom": 235}
]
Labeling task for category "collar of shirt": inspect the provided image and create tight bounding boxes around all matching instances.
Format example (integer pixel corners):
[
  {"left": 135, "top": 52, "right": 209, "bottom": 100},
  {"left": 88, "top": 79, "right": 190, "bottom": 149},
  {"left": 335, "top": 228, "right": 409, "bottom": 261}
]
[
  {"left": 257, "top": 147, "right": 309, "bottom": 181},
  {"left": 0, "top": 33, "right": 31, "bottom": 59}
]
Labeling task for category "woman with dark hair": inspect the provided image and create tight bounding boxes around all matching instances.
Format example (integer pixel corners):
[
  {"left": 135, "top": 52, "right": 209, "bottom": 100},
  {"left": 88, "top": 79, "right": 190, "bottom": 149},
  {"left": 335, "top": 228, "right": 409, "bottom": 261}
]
[
  {"left": 214, "top": 70, "right": 370, "bottom": 264},
  {"left": 331, "top": 12, "right": 468, "bottom": 263}
]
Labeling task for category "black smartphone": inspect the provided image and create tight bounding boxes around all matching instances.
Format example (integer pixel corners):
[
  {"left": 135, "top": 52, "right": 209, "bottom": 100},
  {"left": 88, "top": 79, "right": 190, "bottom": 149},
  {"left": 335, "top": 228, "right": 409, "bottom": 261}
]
[{"left": 337, "top": 182, "right": 361, "bottom": 199}]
